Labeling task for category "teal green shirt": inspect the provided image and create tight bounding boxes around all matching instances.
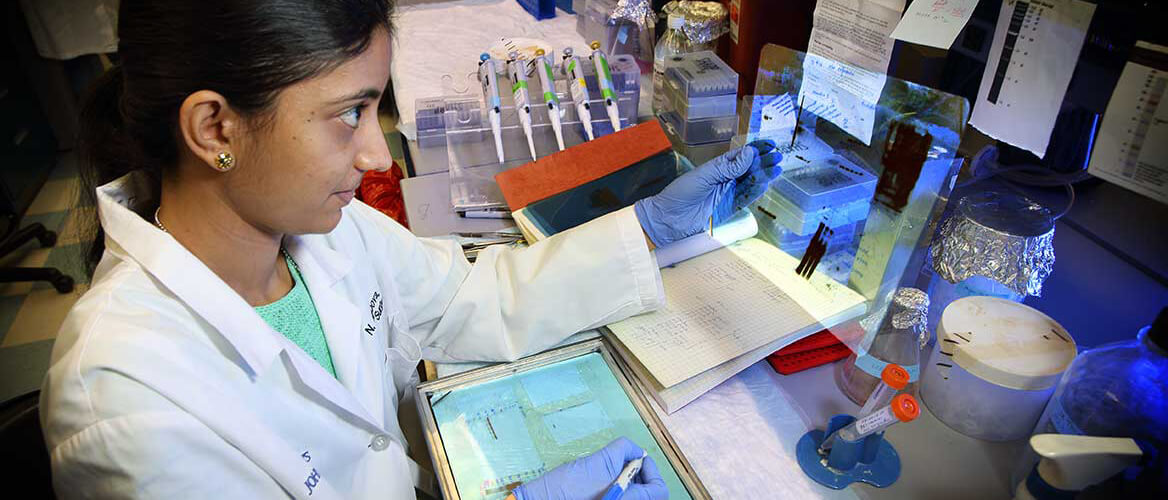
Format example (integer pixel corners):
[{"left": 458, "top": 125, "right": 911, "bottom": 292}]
[{"left": 254, "top": 254, "right": 337, "bottom": 377}]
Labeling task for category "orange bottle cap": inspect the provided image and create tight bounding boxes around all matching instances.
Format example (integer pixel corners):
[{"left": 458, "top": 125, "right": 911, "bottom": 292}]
[
  {"left": 891, "top": 394, "right": 920, "bottom": 422},
  {"left": 881, "top": 364, "right": 911, "bottom": 390}
]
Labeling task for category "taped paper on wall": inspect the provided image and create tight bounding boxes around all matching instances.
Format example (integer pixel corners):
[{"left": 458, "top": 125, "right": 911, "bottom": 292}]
[
  {"left": 890, "top": 0, "right": 979, "bottom": 50},
  {"left": 1088, "top": 41, "right": 1168, "bottom": 204},
  {"left": 807, "top": 0, "right": 905, "bottom": 74},
  {"left": 798, "top": 53, "right": 888, "bottom": 145},
  {"left": 969, "top": 0, "right": 1096, "bottom": 158}
]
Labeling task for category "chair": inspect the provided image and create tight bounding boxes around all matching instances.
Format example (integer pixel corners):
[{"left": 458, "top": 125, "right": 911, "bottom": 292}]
[
  {"left": 0, "top": 390, "right": 55, "bottom": 498},
  {"left": 0, "top": 180, "right": 74, "bottom": 294}
]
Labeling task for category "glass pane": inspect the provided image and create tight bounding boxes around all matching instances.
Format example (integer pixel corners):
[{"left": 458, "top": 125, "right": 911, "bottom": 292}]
[{"left": 429, "top": 352, "right": 693, "bottom": 500}]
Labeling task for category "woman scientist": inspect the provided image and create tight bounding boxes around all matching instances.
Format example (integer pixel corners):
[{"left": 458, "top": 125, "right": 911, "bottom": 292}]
[{"left": 40, "top": 1, "right": 780, "bottom": 498}]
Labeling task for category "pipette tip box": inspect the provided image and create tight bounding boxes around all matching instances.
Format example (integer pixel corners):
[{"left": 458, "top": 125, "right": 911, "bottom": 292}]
[
  {"left": 663, "top": 51, "right": 738, "bottom": 121},
  {"left": 658, "top": 110, "right": 737, "bottom": 145},
  {"left": 772, "top": 155, "right": 878, "bottom": 212}
]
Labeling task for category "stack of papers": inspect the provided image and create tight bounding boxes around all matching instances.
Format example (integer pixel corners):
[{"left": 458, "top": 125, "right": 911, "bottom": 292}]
[{"left": 606, "top": 238, "right": 868, "bottom": 413}]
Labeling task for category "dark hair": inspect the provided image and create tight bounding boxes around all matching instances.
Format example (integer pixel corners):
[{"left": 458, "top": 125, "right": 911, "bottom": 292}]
[{"left": 78, "top": 0, "right": 393, "bottom": 272}]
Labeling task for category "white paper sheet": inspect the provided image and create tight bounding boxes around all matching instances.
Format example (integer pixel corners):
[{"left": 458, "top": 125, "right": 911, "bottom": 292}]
[
  {"left": 607, "top": 238, "right": 867, "bottom": 389},
  {"left": 890, "top": 0, "right": 980, "bottom": 49},
  {"left": 654, "top": 362, "right": 860, "bottom": 499},
  {"left": 807, "top": 0, "right": 907, "bottom": 73},
  {"left": 756, "top": 93, "right": 798, "bottom": 139},
  {"left": 1088, "top": 42, "right": 1168, "bottom": 204},
  {"left": 969, "top": 0, "right": 1096, "bottom": 158},
  {"left": 798, "top": 53, "right": 888, "bottom": 146}
]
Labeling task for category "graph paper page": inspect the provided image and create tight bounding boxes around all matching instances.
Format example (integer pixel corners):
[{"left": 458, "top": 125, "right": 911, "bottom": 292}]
[{"left": 607, "top": 238, "right": 867, "bottom": 388}]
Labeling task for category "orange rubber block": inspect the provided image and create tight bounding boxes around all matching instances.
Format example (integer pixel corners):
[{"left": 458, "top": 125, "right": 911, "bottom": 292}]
[{"left": 495, "top": 121, "right": 673, "bottom": 210}]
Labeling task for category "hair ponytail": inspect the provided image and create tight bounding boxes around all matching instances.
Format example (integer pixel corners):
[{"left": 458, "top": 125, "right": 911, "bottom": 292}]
[{"left": 77, "top": 64, "right": 162, "bottom": 272}]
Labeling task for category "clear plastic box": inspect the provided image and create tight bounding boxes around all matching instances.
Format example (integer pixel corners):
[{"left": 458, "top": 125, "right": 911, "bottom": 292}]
[
  {"left": 755, "top": 187, "right": 871, "bottom": 235},
  {"left": 758, "top": 219, "right": 857, "bottom": 255},
  {"left": 444, "top": 86, "right": 640, "bottom": 212},
  {"left": 664, "top": 78, "right": 737, "bottom": 120},
  {"left": 771, "top": 155, "right": 878, "bottom": 211},
  {"left": 412, "top": 54, "right": 640, "bottom": 147},
  {"left": 658, "top": 110, "right": 737, "bottom": 145},
  {"left": 663, "top": 51, "right": 738, "bottom": 98},
  {"left": 671, "top": 137, "right": 730, "bottom": 167},
  {"left": 415, "top": 97, "right": 448, "bottom": 148}
]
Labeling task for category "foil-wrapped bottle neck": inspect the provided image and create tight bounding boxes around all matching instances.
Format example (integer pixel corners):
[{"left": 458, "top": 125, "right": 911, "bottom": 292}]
[{"left": 890, "top": 287, "right": 928, "bottom": 331}]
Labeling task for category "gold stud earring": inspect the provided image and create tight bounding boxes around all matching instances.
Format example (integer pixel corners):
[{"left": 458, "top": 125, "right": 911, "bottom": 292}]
[{"left": 215, "top": 152, "right": 235, "bottom": 171}]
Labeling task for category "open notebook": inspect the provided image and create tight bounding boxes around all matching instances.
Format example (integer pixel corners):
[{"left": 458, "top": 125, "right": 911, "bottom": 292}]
[{"left": 605, "top": 238, "right": 867, "bottom": 413}]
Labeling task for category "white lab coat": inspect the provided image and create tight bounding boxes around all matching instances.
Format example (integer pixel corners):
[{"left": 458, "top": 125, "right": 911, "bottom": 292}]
[{"left": 40, "top": 171, "right": 665, "bottom": 499}]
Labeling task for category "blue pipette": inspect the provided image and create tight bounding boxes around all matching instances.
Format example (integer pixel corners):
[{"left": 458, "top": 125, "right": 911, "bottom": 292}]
[{"left": 477, "top": 53, "right": 505, "bottom": 163}]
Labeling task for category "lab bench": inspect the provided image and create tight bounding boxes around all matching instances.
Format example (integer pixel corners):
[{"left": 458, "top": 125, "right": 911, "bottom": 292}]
[{"left": 428, "top": 353, "right": 1025, "bottom": 499}]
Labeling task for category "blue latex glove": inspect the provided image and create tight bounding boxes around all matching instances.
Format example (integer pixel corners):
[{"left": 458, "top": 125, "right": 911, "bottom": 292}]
[
  {"left": 512, "top": 437, "right": 668, "bottom": 500},
  {"left": 635, "top": 140, "right": 782, "bottom": 246}
]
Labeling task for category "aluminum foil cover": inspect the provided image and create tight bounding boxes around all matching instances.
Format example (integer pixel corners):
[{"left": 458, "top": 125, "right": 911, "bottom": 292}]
[
  {"left": 931, "top": 193, "right": 1056, "bottom": 297},
  {"left": 664, "top": 1, "right": 730, "bottom": 45},
  {"left": 891, "top": 287, "right": 929, "bottom": 331},
  {"left": 611, "top": 0, "right": 654, "bottom": 24}
]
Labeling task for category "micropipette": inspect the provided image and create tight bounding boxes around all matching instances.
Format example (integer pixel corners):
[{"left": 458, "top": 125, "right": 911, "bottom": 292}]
[
  {"left": 588, "top": 41, "right": 621, "bottom": 134},
  {"left": 533, "top": 49, "right": 566, "bottom": 151},
  {"left": 561, "top": 47, "right": 595, "bottom": 141},
  {"left": 477, "top": 53, "right": 505, "bottom": 163},
  {"left": 506, "top": 51, "right": 538, "bottom": 162},
  {"left": 600, "top": 453, "right": 645, "bottom": 500},
  {"left": 818, "top": 394, "right": 920, "bottom": 454}
]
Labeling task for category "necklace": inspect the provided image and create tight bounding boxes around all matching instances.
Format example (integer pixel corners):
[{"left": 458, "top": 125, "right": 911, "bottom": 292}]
[{"left": 153, "top": 206, "right": 296, "bottom": 268}]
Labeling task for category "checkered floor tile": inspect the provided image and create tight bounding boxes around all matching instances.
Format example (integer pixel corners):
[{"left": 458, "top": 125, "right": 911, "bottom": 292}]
[{"left": 0, "top": 153, "right": 90, "bottom": 401}]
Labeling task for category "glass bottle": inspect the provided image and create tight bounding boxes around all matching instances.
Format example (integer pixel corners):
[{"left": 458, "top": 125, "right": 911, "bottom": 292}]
[
  {"left": 836, "top": 287, "right": 929, "bottom": 406},
  {"left": 652, "top": 14, "right": 689, "bottom": 115}
]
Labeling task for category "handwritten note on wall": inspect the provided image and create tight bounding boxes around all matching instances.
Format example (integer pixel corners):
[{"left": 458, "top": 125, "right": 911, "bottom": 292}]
[{"left": 891, "top": 0, "right": 979, "bottom": 49}]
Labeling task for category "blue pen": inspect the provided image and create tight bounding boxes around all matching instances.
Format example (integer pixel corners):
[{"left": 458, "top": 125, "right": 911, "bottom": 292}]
[{"left": 601, "top": 453, "right": 645, "bottom": 500}]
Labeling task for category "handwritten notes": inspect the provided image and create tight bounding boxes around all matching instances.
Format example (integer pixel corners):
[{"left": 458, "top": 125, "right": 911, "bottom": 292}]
[
  {"left": 891, "top": 0, "right": 979, "bottom": 49},
  {"left": 799, "top": 53, "right": 888, "bottom": 146},
  {"left": 607, "top": 238, "right": 867, "bottom": 389}
]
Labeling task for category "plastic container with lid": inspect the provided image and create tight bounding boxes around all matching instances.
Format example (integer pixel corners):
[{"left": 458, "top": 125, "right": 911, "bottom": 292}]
[
  {"left": 926, "top": 192, "right": 1056, "bottom": 345},
  {"left": 757, "top": 218, "right": 855, "bottom": 257},
  {"left": 666, "top": 133, "right": 730, "bottom": 167},
  {"left": 662, "top": 50, "right": 737, "bottom": 120},
  {"left": 663, "top": 50, "right": 738, "bottom": 98},
  {"left": 920, "top": 296, "right": 1078, "bottom": 442},
  {"left": 658, "top": 110, "right": 737, "bottom": 144},
  {"left": 664, "top": 79, "right": 737, "bottom": 121},
  {"left": 772, "top": 155, "right": 878, "bottom": 212},
  {"left": 754, "top": 188, "right": 870, "bottom": 236}
]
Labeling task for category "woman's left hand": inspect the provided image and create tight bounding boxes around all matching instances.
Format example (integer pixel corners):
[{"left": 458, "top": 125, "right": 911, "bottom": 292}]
[
  {"left": 635, "top": 140, "right": 782, "bottom": 247},
  {"left": 511, "top": 437, "right": 668, "bottom": 500}
]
